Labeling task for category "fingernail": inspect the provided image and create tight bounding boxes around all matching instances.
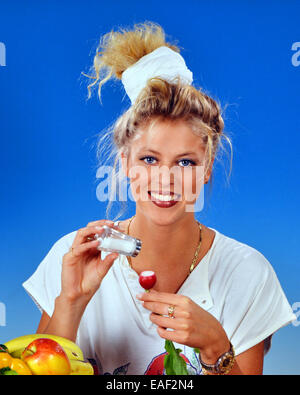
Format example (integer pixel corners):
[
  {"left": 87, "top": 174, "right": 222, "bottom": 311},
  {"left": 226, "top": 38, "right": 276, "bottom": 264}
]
[
  {"left": 95, "top": 226, "right": 102, "bottom": 230},
  {"left": 136, "top": 293, "right": 143, "bottom": 300}
]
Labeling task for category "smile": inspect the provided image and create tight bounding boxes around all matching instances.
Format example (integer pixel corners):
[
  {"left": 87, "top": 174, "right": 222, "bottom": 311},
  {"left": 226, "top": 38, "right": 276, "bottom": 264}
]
[
  {"left": 149, "top": 191, "right": 179, "bottom": 201},
  {"left": 148, "top": 191, "right": 181, "bottom": 208}
]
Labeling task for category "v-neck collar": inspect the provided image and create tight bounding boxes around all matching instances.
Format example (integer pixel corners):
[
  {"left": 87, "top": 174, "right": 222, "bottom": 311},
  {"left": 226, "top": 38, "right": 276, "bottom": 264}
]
[
  {"left": 114, "top": 221, "right": 218, "bottom": 311},
  {"left": 176, "top": 227, "right": 219, "bottom": 310}
]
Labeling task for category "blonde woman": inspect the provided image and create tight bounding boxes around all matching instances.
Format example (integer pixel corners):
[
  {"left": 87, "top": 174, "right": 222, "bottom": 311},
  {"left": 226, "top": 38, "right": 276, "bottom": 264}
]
[{"left": 23, "top": 22, "right": 296, "bottom": 375}]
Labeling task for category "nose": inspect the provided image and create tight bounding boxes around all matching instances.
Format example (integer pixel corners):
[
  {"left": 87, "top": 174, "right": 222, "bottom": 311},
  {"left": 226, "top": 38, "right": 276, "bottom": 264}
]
[{"left": 149, "top": 165, "right": 182, "bottom": 194}]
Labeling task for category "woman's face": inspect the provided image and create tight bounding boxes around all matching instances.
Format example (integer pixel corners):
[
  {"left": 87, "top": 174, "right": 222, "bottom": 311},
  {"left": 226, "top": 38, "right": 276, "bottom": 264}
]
[{"left": 121, "top": 118, "right": 210, "bottom": 224}]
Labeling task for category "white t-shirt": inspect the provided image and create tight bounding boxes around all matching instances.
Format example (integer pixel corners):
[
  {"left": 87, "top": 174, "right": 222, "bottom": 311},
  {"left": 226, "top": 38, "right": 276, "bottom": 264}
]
[{"left": 22, "top": 224, "right": 296, "bottom": 375}]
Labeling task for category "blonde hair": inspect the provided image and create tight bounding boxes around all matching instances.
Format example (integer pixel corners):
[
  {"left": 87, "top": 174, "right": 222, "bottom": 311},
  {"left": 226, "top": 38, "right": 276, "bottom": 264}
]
[{"left": 82, "top": 21, "right": 233, "bottom": 221}]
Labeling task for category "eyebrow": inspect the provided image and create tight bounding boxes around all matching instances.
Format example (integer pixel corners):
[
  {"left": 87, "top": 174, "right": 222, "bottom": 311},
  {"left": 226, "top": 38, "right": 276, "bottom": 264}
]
[{"left": 138, "top": 149, "right": 198, "bottom": 158}]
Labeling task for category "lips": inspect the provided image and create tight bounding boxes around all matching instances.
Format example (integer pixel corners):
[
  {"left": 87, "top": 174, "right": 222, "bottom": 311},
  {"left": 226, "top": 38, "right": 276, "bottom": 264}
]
[
  {"left": 148, "top": 191, "right": 180, "bottom": 208},
  {"left": 148, "top": 191, "right": 181, "bottom": 201}
]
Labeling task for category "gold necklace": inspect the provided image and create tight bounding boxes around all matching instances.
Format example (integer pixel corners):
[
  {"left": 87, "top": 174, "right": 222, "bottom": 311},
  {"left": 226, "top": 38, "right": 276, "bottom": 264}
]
[{"left": 126, "top": 215, "right": 202, "bottom": 275}]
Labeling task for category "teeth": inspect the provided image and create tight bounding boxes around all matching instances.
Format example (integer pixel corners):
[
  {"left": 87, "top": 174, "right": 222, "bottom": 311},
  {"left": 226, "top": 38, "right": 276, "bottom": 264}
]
[{"left": 150, "top": 192, "right": 178, "bottom": 202}]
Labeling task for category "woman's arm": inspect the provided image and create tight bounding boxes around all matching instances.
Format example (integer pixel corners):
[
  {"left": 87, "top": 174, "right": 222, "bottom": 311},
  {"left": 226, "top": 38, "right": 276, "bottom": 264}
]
[
  {"left": 230, "top": 341, "right": 264, "bottom": 375},
  {"left": 35, "top": 220, "right": 120, "bottom": 342},
  {"left": 137, "top": 291, "right": 265, "bottom": 375},
  {"left": 35, "top": 296, "right": 88, "bottom": 342},
  {"left": 201, "top": 340, "right": 264, "bottom": 375},
  {"left": 36, "top": 311, "right": 50, "bottom": 333}
]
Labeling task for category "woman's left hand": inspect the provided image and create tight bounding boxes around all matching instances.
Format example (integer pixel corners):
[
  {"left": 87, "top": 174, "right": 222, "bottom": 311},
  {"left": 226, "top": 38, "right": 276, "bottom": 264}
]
[{"left": 136, "top": 290, "right": 230, "bottom": 364}]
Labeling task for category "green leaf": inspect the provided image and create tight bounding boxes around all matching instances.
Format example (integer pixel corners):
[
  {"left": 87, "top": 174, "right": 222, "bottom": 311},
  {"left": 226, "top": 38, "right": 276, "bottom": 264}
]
[
  {"left": 0, "top": 367, "right": 19, "bottom": 375},
  {"left": 0, "top": 367, "right": 10, "bottom": 375},
  {"left": 0, "top": 344, "right": 8, "bottom": 353},
  {"left": 164, "top": 340, "right": 189, "bottom": 375},
  {"left": 3, "top": 369, "right": 19, "bottom": 375}
]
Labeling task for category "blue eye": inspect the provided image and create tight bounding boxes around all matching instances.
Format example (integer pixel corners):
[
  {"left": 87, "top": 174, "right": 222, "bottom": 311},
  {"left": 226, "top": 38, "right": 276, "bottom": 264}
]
[
  {"left": 140, "top": 156, "right": 196, "bottom": 167},
  {"left": 140, "top": 156, "right": 157, "bottom": 164},
  {"left": 178, "top": 159, "right": 196, "bottom": 167}
]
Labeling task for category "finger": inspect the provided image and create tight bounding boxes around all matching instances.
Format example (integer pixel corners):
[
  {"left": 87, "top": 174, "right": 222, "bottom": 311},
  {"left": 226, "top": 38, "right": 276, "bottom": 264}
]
[
  {"left": 87, "top": 219, "right": 115, "bottom": 227},
  {"left": 137, "top": 291, "right": 189, "bottom": 307},
  {"left": 157, "top": 327, "right": 187, "bottom": 344},
  {"left": 73, "top": 222, "right": 122, "bottom": 247},
  {"left": 87, "top": 220, "right": 121, "bottom": 231},
  {"left": 72, "top": 226, "right": 105, "bottom": 247},
  {"left": 87, "top": 221, "right": 122, "bottom": 236},
  {"left": 142, "top": 301, "right": 168, "bottom": 316},
  {"left": 142, "top": 301, "right": 185, "bottom": 319},
  {"left": 97, "top": 252, "right": 119, "bottom": 278},
  {"left": 150, "top": 313, "right": 185, "bottom": 330},
  {"left": 68, "top": 239, "right": 100, "bottom": 258}
]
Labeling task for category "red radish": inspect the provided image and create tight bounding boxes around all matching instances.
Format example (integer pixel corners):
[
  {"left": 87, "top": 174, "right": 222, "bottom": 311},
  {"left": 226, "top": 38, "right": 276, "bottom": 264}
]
[{"left": 139, "top": 271, "right": 157, "bottom": 291}]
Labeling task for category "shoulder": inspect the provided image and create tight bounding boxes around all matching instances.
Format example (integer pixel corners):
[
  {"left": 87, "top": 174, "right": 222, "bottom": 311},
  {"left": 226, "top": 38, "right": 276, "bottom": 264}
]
[
  {"left": 207, "top": 229, "right": 296, "bottom": 356},
  {"left": 22, "top": 229, "right": 78, "bottom": 315},
  {"left": 35, "top": 229, "right": 78, "bottom": 271},
  {"left": 208, "top": 228, "right": 276, "bottom": 291},
  {"left": 24, "top": 229, "right": 78, "bottom": 283}
]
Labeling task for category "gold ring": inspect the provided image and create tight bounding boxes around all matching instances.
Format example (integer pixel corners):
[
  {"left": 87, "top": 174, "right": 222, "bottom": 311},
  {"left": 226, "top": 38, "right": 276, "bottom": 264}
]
[{"left": 168, "top": 305, "right": 175, "bottom": 319}]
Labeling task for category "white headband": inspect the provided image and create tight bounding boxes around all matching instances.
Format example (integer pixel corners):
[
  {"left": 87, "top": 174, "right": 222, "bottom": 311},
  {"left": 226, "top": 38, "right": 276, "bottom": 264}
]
[{"left": 121, "top": 46, "right": 193, "bottom": 104}]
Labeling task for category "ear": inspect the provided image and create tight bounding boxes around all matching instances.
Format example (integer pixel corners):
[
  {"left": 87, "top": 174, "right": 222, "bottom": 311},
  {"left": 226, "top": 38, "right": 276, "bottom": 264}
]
[{"left": 204, "top": 155, "right": 215, "bottom": 184}]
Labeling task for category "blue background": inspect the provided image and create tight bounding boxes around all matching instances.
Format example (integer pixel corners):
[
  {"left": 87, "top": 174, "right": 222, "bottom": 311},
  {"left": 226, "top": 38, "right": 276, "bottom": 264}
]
[{"left": 0, "top": 0, "right": 299, "bottom": 374}]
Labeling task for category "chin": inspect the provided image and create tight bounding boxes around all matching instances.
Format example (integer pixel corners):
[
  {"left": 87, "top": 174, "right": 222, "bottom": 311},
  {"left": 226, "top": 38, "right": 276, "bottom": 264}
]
[{"left": 146, "top": 207, "right": 190, "bottom": 226}]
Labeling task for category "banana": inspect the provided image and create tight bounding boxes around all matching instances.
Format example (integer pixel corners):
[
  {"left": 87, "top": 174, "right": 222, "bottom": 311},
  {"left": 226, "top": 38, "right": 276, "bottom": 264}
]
[
  {"left": 10, "top": 345, "right": 83, "bottom": 361},
  {"left": 69, "top": 359, "right": 94, "bottom": 375},
  {"left": 63, "top": 347, "right": 84, "bottom": 362},
  {"left": 4, "top": 334, "right": 93, "bottom": 375},
  {"left": 4, "top": 334, "right": 84, "bottom": 361},
  {"left": 9, "top": 348, "right": 28, "bottom": 359}
]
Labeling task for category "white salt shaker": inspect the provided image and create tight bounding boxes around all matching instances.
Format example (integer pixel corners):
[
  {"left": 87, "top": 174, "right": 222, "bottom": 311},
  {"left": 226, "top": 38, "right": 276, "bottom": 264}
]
[{"left": 94, "top": 225, "right": 142, "bottom": 257}]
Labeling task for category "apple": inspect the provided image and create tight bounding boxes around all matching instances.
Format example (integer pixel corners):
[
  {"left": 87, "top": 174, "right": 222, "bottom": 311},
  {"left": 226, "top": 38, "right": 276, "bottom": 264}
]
[
  {"left": 21, "top": 338, "right": 71, "bottom": 375},
  {"left": 139, "top": 270, "right": 157, "bottom": 291}
]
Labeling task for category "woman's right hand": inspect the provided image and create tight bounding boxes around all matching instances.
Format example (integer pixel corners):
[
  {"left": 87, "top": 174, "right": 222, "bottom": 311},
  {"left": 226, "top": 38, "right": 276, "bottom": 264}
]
[{"left": 60, "top": 220, "right": 121, "bottom": 307}]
